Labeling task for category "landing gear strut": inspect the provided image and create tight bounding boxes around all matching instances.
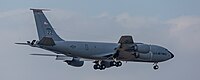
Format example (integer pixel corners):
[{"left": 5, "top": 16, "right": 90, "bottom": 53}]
[
  {"left": 133, "top": 52, "right": 139, "bottom": 58},
  {"left": 153, "top": 62, "right": 159, "bottom": 70}
]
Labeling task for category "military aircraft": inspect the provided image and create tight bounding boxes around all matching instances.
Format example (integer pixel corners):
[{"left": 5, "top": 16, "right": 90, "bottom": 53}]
[{"left": 16, "top": 9, "right": 174, "bottom": 70}]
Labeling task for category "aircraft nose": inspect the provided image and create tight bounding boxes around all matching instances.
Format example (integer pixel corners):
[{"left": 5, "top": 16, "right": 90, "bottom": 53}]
[
  {"left": 169, "top": 51, "right": 174, "bottom": 58},
  {"left": 166, "top": 49, "right": 174, "bottom": 59}
]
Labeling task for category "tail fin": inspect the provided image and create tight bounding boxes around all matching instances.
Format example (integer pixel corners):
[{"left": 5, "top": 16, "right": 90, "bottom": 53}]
[{"left": 30, "top": 8, "right": 63, "bottom": 41}]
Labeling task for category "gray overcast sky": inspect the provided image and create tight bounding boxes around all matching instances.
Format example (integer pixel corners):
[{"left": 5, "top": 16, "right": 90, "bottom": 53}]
[{"left": 0, "top": 0, "right": 200, "bottom": 80}]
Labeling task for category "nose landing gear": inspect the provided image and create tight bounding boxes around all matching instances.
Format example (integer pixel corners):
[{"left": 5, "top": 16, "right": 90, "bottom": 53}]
[
  {"left": 153, "top": 62, "right": 159, "bottom": 70},
  {"left": 153, "top": 65, "right": 159, "bottom": 70}
]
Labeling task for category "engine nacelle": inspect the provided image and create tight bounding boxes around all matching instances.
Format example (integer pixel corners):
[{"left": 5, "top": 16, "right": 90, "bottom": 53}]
[
  {"left": 65, "top": 59, "right": 84, "bottom": 67},
  {"left": 135, "top": 43, "right": 150, "bottom": 53}
]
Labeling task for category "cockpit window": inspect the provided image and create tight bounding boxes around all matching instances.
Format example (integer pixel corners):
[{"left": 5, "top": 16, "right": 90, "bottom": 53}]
[{"left": 165, "top": 49, "right": 171, "bottom": 53}]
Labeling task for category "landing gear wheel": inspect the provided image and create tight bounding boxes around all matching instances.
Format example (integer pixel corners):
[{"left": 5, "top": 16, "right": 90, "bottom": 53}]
[
  {"left": 110, "top": 61, "right": 117, "bottom": 66},
  {"left": 93, "top": 64, "right": 100, "bottom": 70},
  {"left": 116, "top": 61, "right": 122, "bottom": 67},
  {"left": 110, "top": 61, "right": 122, "bottom": 67},
  {"left": 100, "top": 64, "right": 106, "bottom": 70},
  {"left": 153, "top": 65, "right": 159, "bottom": 70}
]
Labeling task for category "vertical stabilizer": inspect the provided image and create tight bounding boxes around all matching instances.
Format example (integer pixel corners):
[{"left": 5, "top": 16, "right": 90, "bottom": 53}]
[{"left": 30, "top": 8, "right": 63, "bottom": 41}]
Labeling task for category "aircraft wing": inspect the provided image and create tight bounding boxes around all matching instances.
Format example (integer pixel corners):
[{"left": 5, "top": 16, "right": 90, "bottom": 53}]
[
  {"left": 114, "top": 35, "right": 137, "bottom": 60},
  {"left": 118, "top": 35, "right": 134, "bottom": 44},
  {"left": 30, "top": 53, "right": 93, "bottom": 61}
]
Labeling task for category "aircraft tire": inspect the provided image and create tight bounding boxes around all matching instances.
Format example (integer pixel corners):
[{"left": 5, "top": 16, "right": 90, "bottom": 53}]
[
  {"left": 100, "top": 64, "right": 106, "bottom": 70},
  {"left": 153, "top": 65, "right": 159, "bottom": 70},
  {"left": 110, "top": 61, "right": 116, "bottom": 66},
  {"left": 93, "top": 64, "right": 100, "bottom": 70},
  {"left": 116, "top": 61, "right": 122, "bottom": 67}
]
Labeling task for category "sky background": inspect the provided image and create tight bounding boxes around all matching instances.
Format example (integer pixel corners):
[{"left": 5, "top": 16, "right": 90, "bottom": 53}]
[{"left": 0, "top": 0, "right": 200, "bottom": 80}]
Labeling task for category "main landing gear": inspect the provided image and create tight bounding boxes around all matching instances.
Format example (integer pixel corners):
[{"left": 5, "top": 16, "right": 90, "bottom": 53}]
[
  {"left": 93, "top": 61, "right": 106, "bottom": 70},
  {"left": 110, "top": 61, "right": 122, "bottom": 67},
  {"left": 93, "top": 61, "right": 122, "bottom": 70},
  {"left": 153, "top": 62, "right": 159, "bottom": 70},
  {"left": 93, "top": 64, "right": 105, "bottom": 70}
]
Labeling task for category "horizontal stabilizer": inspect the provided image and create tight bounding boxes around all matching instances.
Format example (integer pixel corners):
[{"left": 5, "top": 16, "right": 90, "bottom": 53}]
[
  {"left": 30, "top": 54, "right": 61, "bottom": 56},
  {"left": 15, "top": 43, "right": 29, "bottom": 45}
]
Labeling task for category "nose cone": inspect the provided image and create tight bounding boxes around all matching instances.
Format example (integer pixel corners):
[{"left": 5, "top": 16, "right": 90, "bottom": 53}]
[{"left": 169, "top": 51, "right": 174, "bottom": 58}]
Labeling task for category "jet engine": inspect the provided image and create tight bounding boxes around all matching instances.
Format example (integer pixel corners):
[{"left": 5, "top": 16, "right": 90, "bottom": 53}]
[{"left": 65, "top": 59, "right": 84, "bottom": 67}]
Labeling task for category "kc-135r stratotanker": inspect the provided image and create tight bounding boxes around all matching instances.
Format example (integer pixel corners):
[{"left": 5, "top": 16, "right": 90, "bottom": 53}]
[{"left": 16, "top": 9, "right": 174, "bottom": 70}]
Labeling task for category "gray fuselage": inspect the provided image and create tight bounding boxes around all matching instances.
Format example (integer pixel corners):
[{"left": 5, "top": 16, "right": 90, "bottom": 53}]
[{"left": 40, "top": 41, "right": 173, "bottom": 63}]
